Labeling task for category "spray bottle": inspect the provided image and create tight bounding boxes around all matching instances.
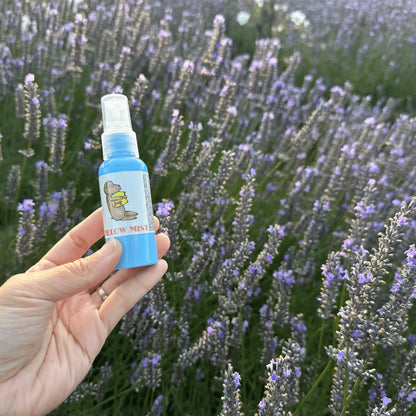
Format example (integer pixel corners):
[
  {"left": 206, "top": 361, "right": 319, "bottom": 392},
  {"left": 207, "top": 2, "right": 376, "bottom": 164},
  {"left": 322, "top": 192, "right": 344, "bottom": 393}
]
[{"left": 98, "top": 93, "right": 158, "bottom": 269}]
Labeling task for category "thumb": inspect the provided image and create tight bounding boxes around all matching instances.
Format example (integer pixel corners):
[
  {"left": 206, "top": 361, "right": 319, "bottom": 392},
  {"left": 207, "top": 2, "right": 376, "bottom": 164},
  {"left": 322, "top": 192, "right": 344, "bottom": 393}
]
[{"left": 26, "top": 239, "right": 122, "bottom": 302}]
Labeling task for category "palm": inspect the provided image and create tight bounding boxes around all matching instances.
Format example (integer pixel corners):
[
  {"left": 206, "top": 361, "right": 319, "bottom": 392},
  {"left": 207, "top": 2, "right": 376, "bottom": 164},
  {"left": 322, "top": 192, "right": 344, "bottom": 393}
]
[
  {"left": 0, "top": 209, "right": 170, "bottom": 416},
  {"left": 0, "top": 293, "right": 106, "bottom": 415},
  {"left": 50, "top": 293, "right": 109, "bottom": 379},
  {"left": 54, "top": 293, "right": 108, "bottom": 365}
]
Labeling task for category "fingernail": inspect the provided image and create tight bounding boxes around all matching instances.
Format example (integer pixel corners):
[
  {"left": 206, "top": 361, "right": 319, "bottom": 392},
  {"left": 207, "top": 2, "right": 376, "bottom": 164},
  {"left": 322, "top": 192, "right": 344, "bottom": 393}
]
[{"left": 101, "top": 238, "right": 119, "bottom": 256}]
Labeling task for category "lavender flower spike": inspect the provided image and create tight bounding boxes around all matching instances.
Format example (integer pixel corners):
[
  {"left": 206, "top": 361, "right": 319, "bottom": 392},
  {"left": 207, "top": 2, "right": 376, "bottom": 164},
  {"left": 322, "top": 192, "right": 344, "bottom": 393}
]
[
  {"left": 15, "top": 199, "right": 36, "bottom": 263},
  {"left": 219, "top": 363, "right": 244, "bottom": 416},
  {"left": 23, "top": 73, "right": 41, "bottom": 141}
]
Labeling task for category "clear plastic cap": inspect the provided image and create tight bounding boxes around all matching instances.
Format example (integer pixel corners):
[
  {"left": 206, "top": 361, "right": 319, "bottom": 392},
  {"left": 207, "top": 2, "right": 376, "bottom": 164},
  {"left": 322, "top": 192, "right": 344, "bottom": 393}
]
[
  {"left": 100, "top": 94, "right": 139, "bottom": 159},
  {"left": 101, "top": 94, "right": 132, "bottom": 132}
]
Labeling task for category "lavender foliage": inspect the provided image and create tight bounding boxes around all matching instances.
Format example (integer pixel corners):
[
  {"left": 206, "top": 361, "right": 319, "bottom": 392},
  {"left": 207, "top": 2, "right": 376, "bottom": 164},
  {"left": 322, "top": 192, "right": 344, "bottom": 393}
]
[{"left": 0, "top": 0, "right": 416, "bottom": 414}]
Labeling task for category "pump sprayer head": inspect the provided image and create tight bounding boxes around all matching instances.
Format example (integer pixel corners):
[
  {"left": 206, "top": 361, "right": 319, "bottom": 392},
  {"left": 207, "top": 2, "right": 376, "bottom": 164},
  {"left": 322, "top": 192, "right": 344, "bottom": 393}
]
[
  {"left": 101, "top": 94, "right": 132, "bottom": 133},
  {"left": 100, "top": 94, "right": 139, "bottom": 159}
]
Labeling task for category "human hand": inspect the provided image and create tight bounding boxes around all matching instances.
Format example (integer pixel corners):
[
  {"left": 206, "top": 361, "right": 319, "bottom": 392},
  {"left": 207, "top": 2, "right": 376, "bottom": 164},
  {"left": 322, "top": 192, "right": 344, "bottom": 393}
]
[{"left": 0, "top": 208, "right": 170, "bottom": 416}]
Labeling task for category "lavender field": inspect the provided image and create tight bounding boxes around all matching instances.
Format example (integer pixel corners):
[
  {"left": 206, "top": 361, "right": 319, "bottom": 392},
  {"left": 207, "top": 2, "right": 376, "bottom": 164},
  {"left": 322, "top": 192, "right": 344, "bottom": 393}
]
[{"left": 0, "top": 0, "right": 416, "bottom": 415}]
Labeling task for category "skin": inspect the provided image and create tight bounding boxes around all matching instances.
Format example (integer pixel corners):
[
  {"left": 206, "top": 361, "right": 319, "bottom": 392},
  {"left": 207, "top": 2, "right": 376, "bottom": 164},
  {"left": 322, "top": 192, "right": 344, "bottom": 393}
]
[{"left": 0, "top": 208, "right": 170, "bottom": 416}]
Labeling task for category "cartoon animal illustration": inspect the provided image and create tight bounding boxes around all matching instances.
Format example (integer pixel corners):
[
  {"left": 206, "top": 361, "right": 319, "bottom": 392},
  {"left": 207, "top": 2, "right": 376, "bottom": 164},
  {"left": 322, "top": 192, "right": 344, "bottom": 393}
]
[{"left": 103, "top": 180, "right": 138, "bottom": 221}]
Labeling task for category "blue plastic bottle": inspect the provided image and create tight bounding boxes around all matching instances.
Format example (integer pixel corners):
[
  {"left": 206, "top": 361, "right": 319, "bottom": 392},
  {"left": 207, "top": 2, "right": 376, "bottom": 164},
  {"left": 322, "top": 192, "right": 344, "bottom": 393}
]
[{"left": 98, "top": 93, "right": 158, "bottom": 269}]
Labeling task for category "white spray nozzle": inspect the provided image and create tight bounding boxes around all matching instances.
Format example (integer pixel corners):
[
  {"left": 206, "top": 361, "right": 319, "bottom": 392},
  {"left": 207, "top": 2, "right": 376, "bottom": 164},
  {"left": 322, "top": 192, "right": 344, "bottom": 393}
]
[
  {"left": 100, "top": 93, "right": 139, "bottom": 159},
  {"left": 101, "top": 94, "right": 132, "bottom": 133}
]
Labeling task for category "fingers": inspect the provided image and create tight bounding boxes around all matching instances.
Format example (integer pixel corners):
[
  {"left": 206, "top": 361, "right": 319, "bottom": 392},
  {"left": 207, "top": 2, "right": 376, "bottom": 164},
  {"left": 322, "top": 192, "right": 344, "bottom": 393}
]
[
  {"left": 23, "top": 239, "right": 122, "bottom": 302},
  {"left": 28, "top": 211, "right": 160, "bottom": 272},
  {"left": 99, "top": 259, "right": 168, "bottom": 333},
  {"left": 27, "top": 208, "right": 105, "bottom": 272},
  {"left": 93, "top": 232, "right": 170, "bottom": 299},
  {"left": 95, "top": 228, "right": 170, "bottom": 333}
]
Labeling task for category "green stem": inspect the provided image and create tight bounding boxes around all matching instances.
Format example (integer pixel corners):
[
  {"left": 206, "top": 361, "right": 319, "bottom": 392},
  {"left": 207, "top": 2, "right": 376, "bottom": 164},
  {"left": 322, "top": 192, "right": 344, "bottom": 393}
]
[
  {"left": 343, "top": 358, "right": 349, "bottom": 409},
  {"left": 333, "top": 282, "right": 347, "bottom": 342},
  {"left": 339, "top": 375, "right": 362, "bottom": 416},
  {"left": 95, "top": 384, "right": 136, "bottom": 408},
  {"left": 294, "top": 339, "right": 345, "bottom": 414},
  {"left": 395, "top": 347, "right": 399, "bottom": 379},
  {"left": 293, "top": 359, "right": 334, "bottom": 415},
  {"left": 263, "top": 160, "right": 283, "bottom": 182},
  {"left": 10, "top": 140, "right": 31, "bottom": 224},
  {"left": 239, "top": 309, "right": 247, "bottom": 405},
  {"left": 317, "top": 322, "right": 325, "bottom": 362},
  {"left": 66, "top": 73, "right": 79, "bottom": 119},
  {"left": 311, "top": 320, "right": 326, "bottom": 382}
]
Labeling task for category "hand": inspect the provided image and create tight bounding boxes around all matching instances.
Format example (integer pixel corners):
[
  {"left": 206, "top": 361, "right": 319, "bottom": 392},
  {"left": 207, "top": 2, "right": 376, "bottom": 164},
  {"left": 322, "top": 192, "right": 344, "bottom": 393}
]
[{"left": 0, "top": 208, "right": 170, "bottom": 416}]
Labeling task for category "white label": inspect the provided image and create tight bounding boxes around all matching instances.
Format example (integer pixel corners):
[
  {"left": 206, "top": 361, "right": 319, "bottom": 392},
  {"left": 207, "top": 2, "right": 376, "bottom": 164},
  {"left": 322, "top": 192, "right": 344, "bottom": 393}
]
[{"left": 99, "top": 170, "right": 155, "bottom": 238}]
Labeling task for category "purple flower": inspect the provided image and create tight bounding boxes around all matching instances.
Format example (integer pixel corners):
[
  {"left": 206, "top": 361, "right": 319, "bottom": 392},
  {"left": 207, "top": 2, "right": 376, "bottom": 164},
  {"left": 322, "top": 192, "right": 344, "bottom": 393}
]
[
  {"left": 273, "top": 269, "right": 295, "bottom": 285},
  {"left": 266, "top": 358, "right": 276, "bottom": 371},
  {"left": 35, "top": 160, "right": 48, "bottom": 169},
  {"left": 382, "top": 397, "right": 392, "bottom": 406},
  {"left": 195, "top": 367, "right": 205, "bottom": 381},
  {"left": 84, "top": 138, "right": 92, "bottom": 150},
  {"left": 151, "top": 395, "right": 164, "bottom": 415},
  {"left": 151, "top": 354, "right": 161, "bottom": 365},
  {"left": 391, "top": 283, "right": 400, "bottom": 293},
  {"left": 58, "top": 117, "right": 68, "bottom": 129},
  {"left": 202, "top": 232, "right": 215, "bottom": 246},
  {"left": 17, "top": 199, "right": 35, "bottom": 214},
  {"left": 296, "top": 322, "right": 307, "bottom": 332},
  {"left": 25, "top": 73, "right": 35, "bottom": 83},
  {"left": 405, "top": 246, "right": 416, "bottom": 268},
  {"left": 140, "top": 358, "right": 148, "bottom": 367},
  {"left": 270, "top": 373, "right": 278, "bottom": 382},
  {"left": 355, "top": 201, "right": 375, "bottom": 218},
  {"left": 233, "top": 372, "right": 241, "bottom": 387},
  {"left": 369, "top": 388, "right": 377, "bottom": 401},
  {"left": 342, "top": 237, "right": 354, "bottom": 249},
  {"left": 358, "top": 272, "right": 372, "bottom": 284},
  {"left": 408, "top": 334, "right": 416, "bottom": 346},
  {"left": 112, "top": 85, "right": 123, "bottom": 94},
  {"left": 397, "top": 216, "right": 407, "bottom": 226},
  {"left": 39, "top": 202, "right": 55, "bottom": 218},
  {"left": 267, "top": 224, "right": 284, "bottom": 237},
  {"left": 407, "top": 391, "right": 416, "bottom": 402},
  {"left": 156, "top": 200, "right": 174, "bottom": 216},
  {"left": 364, "top": 117, "right": 376, "bottom": 126},
  {"left": 159, "top": 29, "right": 171, "bottom": 38}
]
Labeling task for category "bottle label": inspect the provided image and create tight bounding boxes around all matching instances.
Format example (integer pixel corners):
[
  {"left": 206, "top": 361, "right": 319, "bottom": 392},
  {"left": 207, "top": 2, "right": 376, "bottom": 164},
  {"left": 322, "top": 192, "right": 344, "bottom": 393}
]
[{"left": 99, "top": 170, "right": 155, "bottom": 238}]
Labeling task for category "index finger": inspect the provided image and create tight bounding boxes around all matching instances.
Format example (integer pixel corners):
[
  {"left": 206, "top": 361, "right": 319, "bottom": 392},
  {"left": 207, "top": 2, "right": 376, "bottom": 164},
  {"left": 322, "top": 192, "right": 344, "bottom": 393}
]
[
  {"left": 28, "top": 209, "right": 161, "bottom": 272},
  {"left": 28, "top": 208, "right": 105, "bottom": 272}
]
